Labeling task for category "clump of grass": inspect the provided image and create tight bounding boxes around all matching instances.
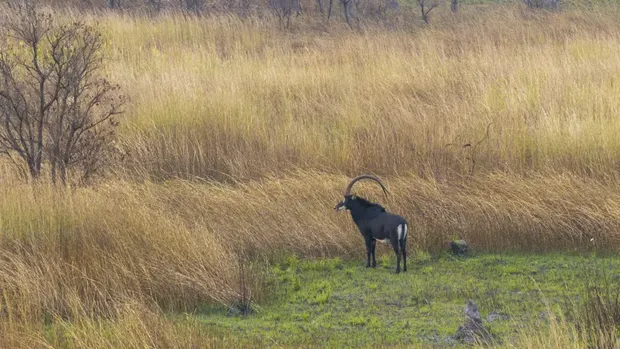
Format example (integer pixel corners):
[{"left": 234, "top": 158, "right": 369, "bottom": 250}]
[
  {"left": 577, "top": 285, "right": 620, "bottom": 349},
  {"left": 571, "top": 264, "right": 620, "bottom": 349},
  {"left": 0, "top": 301, "right": 243, "bottom": 348}
]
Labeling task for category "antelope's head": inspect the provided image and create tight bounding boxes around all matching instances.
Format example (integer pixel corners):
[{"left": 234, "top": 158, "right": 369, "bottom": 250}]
[{"left": 334, "top": 174, "right": 389, "bottom": 211}]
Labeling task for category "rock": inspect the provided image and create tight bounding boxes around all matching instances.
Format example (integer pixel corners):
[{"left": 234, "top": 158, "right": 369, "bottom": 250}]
[
  {"left": 450, "top": 239, "right": 468, "bottom": 256},
  {"left": 226, "top": 306, "right": 242, "bottom": 317},
  {"left": 386, "top": 0, "right": 399, "bottom": 10},
  {"left": 227, "top": 302, "right": 252, "bottom": 317},
  {"left": 487, "top": 311, "right": 509, "bottom": 322},
  {"left": 454, "top": 300, "right": 491, "bottom": 344}
]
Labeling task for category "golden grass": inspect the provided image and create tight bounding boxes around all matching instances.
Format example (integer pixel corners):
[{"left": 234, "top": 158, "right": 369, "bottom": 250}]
[
  {"left": 0, "top": 172, "right": 617, "bottom": 310},
  {"left": 89, "top": 6, "right": 620, "bottom": 181},
  {"left": 3, "top": 4, "right": 620, "bottom": 347},
  {"left": 1, "top": 172, "right": 620, "bottom": 346}
]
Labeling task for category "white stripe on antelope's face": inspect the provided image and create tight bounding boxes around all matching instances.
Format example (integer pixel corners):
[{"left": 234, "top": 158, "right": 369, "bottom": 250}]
[{"left": 335, "top": 200, "right": 347, "bottom": 211}]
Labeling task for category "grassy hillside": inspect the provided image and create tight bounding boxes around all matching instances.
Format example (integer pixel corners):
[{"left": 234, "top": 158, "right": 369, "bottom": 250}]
[
  {"left": 200, "top": 253, "right": 620, "bottom": 348},
  {"left": 100, "top": 6, "right": 620, "bottom": 181},
  {"left": 2, "top": 3, "right": 620, "bottom": 348}
]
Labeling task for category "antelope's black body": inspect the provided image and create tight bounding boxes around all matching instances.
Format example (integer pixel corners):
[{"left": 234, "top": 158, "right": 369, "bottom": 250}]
[{"left": 335, "top": 175, "right": 409, "bottom": 273}]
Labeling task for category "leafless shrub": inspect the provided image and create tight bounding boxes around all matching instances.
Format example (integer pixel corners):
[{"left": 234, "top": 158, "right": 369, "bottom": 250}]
[
  {"left": 445, "top": 123, "right": 493, "bottom": 176},
  {"left": 316, "top": 0, "right": 324, "bottom": 14},
  {"left": 417, "top": 0, "right": 439, "bottom": 24},
  {"left": 269, "top": 0, "right": 300, "bottom": 28},
  {"left": 327, "top": 0, "right": 358, "bottom": 28},
  {"left": 182, "top": 0, "right": 206, "bottom": 14},
  {"left": 353, "top": 0, "right": 398, "bottom": 23},
  {"left": 146, "top": 0, "right": 163, "bottom": 13},
  {"left": 0, "top": 2, "right": 126, "bottom": 185},
  {"left": 108, "top": 0, "right": 122, "bottom": 9},
  {"left": 523, "top": 0, "right": 559, "bottom": 10}
]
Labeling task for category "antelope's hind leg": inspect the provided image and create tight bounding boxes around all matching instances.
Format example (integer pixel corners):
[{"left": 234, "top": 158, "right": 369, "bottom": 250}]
[
  {"left": 401, "top": 224, "right": 408, "bottom": 272},
  {"left": 391, "top": 238, "right": 401, "bottom": 273}
]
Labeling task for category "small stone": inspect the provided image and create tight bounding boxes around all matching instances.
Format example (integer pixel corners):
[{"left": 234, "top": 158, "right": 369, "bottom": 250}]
[
  {"left": 465, "top": 300, "right": 482, "bottom": 323},
  {"left": 450, "top": 239, "right": 468, "bottom": 256},
  {"left": 454, "top": 300, "right": 491, "bottom": 344},
  {"left": 226, "top": 306, "right": 241, "bottom": 317},
  {"left": 487, "top": 311, "right": 509, "bottom": 322},
  {"left": 227, "top": 302, "right": 252, "bottom": 317}
]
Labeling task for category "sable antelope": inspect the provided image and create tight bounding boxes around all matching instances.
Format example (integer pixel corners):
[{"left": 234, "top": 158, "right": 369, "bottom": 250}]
[{"left": 335, "top": 175, "right": 408, "bottom": 273}]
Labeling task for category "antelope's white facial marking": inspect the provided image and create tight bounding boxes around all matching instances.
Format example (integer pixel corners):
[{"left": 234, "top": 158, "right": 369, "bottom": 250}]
[
  {"left": 336, "top": 202, "right": 347, "bottom": 211},
  {"left": 375, "top": 238, "right": 390, "bottom": 245}
]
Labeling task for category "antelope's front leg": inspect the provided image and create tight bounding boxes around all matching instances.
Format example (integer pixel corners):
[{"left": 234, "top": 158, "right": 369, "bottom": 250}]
[
  {"left": 365, "top": 238, "right": 372, "bottom": 268},
  {"left": 371, "top": 240, "right": 377, "bottom": 268}
]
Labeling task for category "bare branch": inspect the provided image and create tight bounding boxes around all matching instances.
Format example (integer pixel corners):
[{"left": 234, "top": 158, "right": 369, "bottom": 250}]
[{"left": 0, "top": 4, "right": 126, "bottom": 184}]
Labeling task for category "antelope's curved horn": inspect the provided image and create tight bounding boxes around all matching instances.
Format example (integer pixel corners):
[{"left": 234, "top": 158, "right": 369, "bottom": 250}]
[{"left": 344, "top": 174, "right": 389, "bottom": 197}]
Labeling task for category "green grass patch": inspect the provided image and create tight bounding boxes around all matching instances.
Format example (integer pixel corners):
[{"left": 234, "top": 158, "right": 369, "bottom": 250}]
[{"left": 195, "top": 252, "right": 620, "bottom": 348}]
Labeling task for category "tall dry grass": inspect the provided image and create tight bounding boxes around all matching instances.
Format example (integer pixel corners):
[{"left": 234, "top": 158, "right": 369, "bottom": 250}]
[
  {"left": 93, "top": 5, "right": 620, "bottom": 181},
  {"left": 2, "top": 4, "right": 620, "bottom": 347},
  {"left": 2, "top": 172, "right": 620, "bottom": 346}
]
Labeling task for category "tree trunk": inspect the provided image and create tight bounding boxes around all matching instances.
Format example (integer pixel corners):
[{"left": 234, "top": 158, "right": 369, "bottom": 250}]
[
  {"left": 328, "top": 0, "right": 333, "bottom": 19},
  {"left": 342, "top": 2, "right": 352, "bottom": 28},
  {"left": 51, "top": 161, "right": 57, "bottom": 185},
  {"left": 59, "top": 162, "right": 67, "bottom": 185},
  {"left": 27, "top": 157, "right": 41, "bottom": 180},
  {"left": 549, "top": 0, "right": 558, "bottom": 9},
  {"left": 343, "top": 0, "right": 351, "bottom": 28},
  {"left": 317, "top": 0, "right": 324, "bottom": 14}
]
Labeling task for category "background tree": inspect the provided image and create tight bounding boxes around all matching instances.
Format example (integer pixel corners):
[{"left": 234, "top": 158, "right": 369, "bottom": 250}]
[
  {"left": 269, "top": 0, "right": 301, "bottom": 28},
  {"left": 523, "top": 0, "right": 559, "bottom": 9},
  {"left": 0, "top": 3, "right": 126, "bottom": 185},
  {"left": 183, "top": 0, "right": 205, "bottom": 14},
  {"left": 327, "top": 0, "right": 358, "bottom": 28},
  {"left": 417, "top": 0, "right": 439, "bottom": 24}
]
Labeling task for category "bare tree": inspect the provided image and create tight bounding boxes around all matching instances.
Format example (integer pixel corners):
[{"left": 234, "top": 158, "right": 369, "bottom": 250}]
[
  {"left": 108, "top": 0, "right": 122, "bottom": 8},
  {"left": 0, "top": 3, "right": 126, "bottom": 185},
  {"left": 523, "top": 0, "right": 559, "bottom": 9},
  {"left": 317, "top": 0, "right": 324, "bottom": 14},
  {"left": 269, "top": 0, "right": 300, "bottom": 28},
  {"left": 341, "top": 0, "right": 358, "bottom": 28},
  {"left": 327, "top": 0, "right": 358, "bottom": 28},
  {"left": 182, "top": 0, "right": 206, "bottom": 13},
  {"left": 417, "top": 0, "right": 439, "bottom": 24},
  {"left": 328, "top": 0, "right": 334, "bottom": 19},
  {"left": 146, "top": 0, "right": 163, "bottom": 13}
]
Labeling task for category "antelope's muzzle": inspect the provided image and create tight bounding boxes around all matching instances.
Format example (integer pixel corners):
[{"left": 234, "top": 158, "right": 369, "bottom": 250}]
[{"left": 334, "top": 201, "right": 346, "bottom": 211}]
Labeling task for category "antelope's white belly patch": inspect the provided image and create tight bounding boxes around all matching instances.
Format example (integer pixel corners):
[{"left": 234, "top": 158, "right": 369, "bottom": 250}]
[{"left": 375, "top": 238, "right": 390, "bottom": 245}]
